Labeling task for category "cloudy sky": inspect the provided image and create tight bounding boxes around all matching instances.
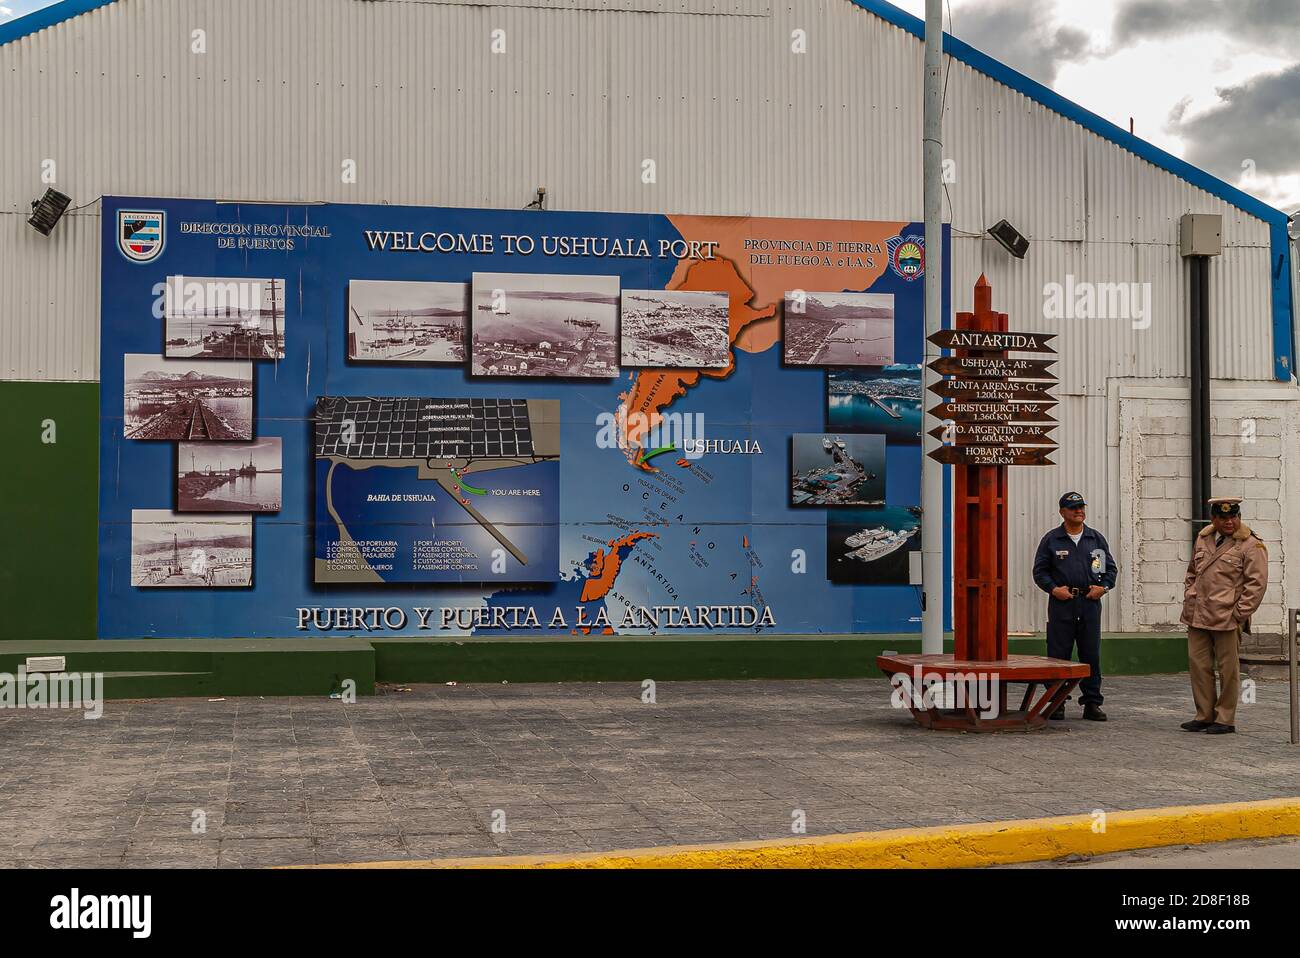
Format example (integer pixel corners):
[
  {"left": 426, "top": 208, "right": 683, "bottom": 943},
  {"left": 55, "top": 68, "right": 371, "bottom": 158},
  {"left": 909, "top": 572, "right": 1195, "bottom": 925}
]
[
  {"left": 893, "top": 0, "right": 1300, "bottom": 213},
  {"left": 5, "top": 0, "right": 1296, "bottom": 211},
  {"left": 0, "top": 0, "right": 59, "bottom": 25}
]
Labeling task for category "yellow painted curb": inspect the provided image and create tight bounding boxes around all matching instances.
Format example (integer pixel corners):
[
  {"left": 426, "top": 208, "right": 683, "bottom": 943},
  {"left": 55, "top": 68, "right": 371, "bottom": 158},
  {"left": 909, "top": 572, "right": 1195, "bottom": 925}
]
[{"left": 301, "top": 796, "right": 1300, "bottom": 869}]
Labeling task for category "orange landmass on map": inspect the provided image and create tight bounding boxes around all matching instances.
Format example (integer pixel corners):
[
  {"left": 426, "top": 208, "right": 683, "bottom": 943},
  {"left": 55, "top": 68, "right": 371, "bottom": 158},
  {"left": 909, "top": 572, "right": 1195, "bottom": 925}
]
[
  {"left": 580, "top": 530, "right": 657, "bottom": 602},
  {"left": 617, "top": 215, "right": 903, "bottom": 470}
]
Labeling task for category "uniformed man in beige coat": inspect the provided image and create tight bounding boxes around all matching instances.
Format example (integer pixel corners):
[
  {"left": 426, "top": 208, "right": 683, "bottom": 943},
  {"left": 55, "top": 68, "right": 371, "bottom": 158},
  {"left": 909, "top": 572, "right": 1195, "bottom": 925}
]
[{"left": 1179, "top": 497, "right": 1268, "bottom": 734}]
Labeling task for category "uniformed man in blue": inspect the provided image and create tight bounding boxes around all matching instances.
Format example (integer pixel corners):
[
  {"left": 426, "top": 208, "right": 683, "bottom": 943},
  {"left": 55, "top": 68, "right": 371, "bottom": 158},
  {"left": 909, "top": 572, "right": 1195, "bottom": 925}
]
[{"left": 1032, "top": 492, "right": 1119, "bottom": 721}]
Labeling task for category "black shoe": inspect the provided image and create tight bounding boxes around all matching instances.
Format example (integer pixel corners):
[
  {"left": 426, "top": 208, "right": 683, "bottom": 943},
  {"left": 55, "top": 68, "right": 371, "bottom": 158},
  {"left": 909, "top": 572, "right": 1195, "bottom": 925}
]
[
  {"left": 1049, "top": 704, "right": 1066, "bottom": 720},
  {"left": 1082, "top": 704, "right": 1107, "bottom": 722},
  {"left": 1181, "top": 720, "right": 1213, "bottom": 732},
  {"left": 1205, "top": 723, "right": 1236, "bottom": 734}
]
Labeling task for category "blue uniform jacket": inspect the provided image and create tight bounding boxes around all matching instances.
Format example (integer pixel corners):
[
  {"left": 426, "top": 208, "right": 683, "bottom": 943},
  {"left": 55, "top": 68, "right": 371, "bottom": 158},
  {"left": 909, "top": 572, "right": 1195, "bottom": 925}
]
[{"left": 1032, "top": 524, "right": 1118, "bottom": 623}]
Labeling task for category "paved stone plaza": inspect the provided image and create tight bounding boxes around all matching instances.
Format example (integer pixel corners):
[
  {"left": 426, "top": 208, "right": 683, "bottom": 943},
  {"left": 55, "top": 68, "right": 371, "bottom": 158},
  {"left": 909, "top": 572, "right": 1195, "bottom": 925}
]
[{"left": 1, "top": 674, "right": 1297, "bottom": 868}]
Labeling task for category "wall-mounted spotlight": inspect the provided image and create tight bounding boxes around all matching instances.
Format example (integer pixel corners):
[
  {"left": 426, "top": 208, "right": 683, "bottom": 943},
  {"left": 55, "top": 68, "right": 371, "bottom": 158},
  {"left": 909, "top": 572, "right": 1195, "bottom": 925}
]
[
  {"left": 987, "top": 219, "right": 1029, "bottom": 259},
  {"left": 524, "top": 186, "right": 547, "bottom": 211},
  {"left": 28, "top": 189, "right": 72, "bottom": 236}
]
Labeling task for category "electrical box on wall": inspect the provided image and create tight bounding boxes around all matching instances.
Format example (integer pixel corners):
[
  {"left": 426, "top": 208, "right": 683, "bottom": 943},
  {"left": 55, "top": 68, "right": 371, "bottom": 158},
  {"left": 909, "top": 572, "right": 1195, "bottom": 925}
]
[{"left": 1179, "top": 214, "right": 1223, "bottom": 257}]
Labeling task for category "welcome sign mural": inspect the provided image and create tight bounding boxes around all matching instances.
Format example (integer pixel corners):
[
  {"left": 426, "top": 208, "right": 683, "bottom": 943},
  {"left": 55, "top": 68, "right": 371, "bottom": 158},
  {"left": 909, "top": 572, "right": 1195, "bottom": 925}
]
[{"left": 98, "top": 197, "right": 949, "bottom": 638}]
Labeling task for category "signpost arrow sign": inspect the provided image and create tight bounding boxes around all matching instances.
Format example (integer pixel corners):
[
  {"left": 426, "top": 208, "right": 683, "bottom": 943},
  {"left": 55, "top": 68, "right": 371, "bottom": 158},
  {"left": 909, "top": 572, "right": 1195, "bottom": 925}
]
[
  {"left": 927, "top": 423, "right": 1058, "bottom": 446},
  {"left": 927, "top": 379, "right": 1056, "bottom": 402},
  {"left": 927, "top": 329, "right": 1057, "bottom": 354},
  {"left": 928, "top": 401, "right": 1058, "bottom": 423},
  {"left": 926, "top": 356, "right": 1058, "bottom": 380},
  {"left": 927, "top": 445, "right": 1057, "bottom": 467}
]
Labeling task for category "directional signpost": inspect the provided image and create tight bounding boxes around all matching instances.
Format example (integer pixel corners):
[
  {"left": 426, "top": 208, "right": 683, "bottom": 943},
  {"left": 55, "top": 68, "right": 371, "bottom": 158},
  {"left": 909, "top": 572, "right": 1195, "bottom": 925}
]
[
  {"left": 928, "top": 446, "right": 1055, "bottom": 467},
  {"left": 926, "top": 356, "right": 1058, "bottom": 380},
  {"left": 876, "top": 276, "right": 1089, "bottom": 731},
  {"left": 927, "top": 423, "right": 1057, "bottom": 446},
  {"left": 926, "top": 378, "right": 1056, "bottom": 402},
  {"left": 928, "top": 401, "right": 1057, "bottom": 424}
]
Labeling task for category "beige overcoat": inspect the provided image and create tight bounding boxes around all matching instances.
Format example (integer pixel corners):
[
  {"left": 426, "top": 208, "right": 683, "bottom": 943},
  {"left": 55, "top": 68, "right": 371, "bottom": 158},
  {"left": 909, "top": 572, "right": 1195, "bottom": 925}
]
[{"left": 1181, "top": 523, "right": 1268, "bottom": 632}]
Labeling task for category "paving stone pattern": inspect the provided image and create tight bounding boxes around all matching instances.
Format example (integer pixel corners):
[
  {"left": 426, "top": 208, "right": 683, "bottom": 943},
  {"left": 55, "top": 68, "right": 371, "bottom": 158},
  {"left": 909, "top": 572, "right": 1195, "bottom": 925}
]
[{"left": 0, "top": 675, "right": 1296, "bottom": 868}]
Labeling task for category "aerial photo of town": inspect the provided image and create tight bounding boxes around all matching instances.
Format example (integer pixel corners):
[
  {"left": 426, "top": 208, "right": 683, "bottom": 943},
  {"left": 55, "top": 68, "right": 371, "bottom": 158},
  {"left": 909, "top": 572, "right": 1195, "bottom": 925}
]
[
  {"left": 164, "top": 276, "right": 286, "bottom": 359},
  {"left": 471, "top": 272, "right": 619, "bottom": 378},
  {"left": 620, "top": 289, "right": 730, "bottom": 368},
  {"left": 790, "top": 433, "right": 886, "bottom": 506},
  {"left": 123, "top": 354, "right": 253, "bottom": 440},
  {"left": 827, "top": 364, "right": 923, "bottom": 445},
  {"left": 783, "top": 291, "right": 895, "bottom": 366},
  {"left": 177, "top": 438, "right": 282, "bottom": 512},
  {"left": 130, "top": 509, "right": 253, "bottom": 587},
  {"left": 348, "top": 279, "right": 467, "bottom": 363}
]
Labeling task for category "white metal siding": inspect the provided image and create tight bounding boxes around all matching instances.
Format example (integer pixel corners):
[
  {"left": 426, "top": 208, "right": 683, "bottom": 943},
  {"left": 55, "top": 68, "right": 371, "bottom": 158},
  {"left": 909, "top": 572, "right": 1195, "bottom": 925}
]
[{"left": 0, "top": 0, "right": 1287, "bottom": 630}]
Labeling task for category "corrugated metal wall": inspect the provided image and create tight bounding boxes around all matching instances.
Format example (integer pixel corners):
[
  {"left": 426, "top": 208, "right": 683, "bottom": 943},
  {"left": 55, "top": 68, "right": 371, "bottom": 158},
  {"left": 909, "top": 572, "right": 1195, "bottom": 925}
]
[{"left": 0, "top": 0, "right": 1286, "bottom": 630}]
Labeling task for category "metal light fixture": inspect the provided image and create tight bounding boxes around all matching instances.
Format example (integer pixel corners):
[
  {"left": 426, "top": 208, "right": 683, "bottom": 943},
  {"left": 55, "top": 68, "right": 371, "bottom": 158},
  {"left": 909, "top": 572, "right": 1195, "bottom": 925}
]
[
  {"left": 524, "top": 187, "right": 547, "bottom": 211},
  {"left": 987, "top": 219, "right": 1029, "bottom": 259},
  {"left": 28, "top": 189, "right": 72, "bottom": 236}
]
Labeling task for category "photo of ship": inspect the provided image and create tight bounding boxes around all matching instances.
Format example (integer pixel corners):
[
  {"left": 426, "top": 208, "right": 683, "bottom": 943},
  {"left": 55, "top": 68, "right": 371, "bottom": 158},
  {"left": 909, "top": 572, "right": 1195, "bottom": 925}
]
[
  {"left": 164, "top": 276, "right": 285, "bottom": 359},
  {"left": 783, "top": 291, "right": 894, "bottom": 366},
  {"left": 620, "top": 289, "right": 730, "bottom": 368},
  {"left": 827, "top": 364, "right": 923, "bottom": 445},
  {"left": 347, "top": 279, "right": 467, "bottom": 363},
  {"left": 827, "top": 506, "right": 921, "bottom": 585},
  {"left": 130, "top": 509, "right": 252, "bottom": 587},
  {"left": 790, "top": 433, "right": 886, "bottom": 506},
  {"left": 123, "top": 354, "right": 253, "bottom": 440},
  {"left": 177, "top": 438, "right": 282, "bottom": 512},
  {"left": 471, "top": 272, "right": 619, "bottom": 378}
]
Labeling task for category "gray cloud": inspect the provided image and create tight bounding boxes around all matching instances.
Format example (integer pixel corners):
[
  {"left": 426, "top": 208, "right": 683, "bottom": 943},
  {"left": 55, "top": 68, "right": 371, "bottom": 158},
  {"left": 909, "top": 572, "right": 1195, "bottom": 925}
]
[
  {"left": 1165, "top": 64, "right": 1300, "bottom": 210},
  {"left": 1113, "top": 0, "right": 1300, "bottom": 50},
  {"left": 949, "top": 0, "right": 1095, "bottom": 86}
]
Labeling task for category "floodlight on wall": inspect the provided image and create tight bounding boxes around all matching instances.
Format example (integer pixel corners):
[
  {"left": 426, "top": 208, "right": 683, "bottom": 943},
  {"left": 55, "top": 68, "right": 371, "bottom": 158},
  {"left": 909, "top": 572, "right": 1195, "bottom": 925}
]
[
  {"left": 987, "top": 219, "right": 1029, "bottom": 259},
  {"left": 28, "top": 189, "right": 72, "bottom": 236},
  {"left": 524, "top": 187, "right": 547, "bottom": 211}
]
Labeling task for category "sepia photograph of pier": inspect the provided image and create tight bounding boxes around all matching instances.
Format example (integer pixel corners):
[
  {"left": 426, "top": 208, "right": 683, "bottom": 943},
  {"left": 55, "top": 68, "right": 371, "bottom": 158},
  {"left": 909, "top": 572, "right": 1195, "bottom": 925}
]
[
  {"left": 177, "top": 438, "right": 282, "bottom": 512},
  {"left": 620, "top": 289, "right": 730, "bottom": 368},
  {"left": 827, "top": 364, "right": 923, "bottom": 445},
  {"left": 164, "top": 275, "right": 285, "bottom": 359},
  {"left": 348, "top": 279, "right": 467, "bottom": 363},
  {"left": 783, "top": 291, "right": 894, "bottom": 366},
  {"left": 471, "top": 272, "right": 619, "bottom": 378},
  {"left": 790, "top": 433, "right": 886, "bottom": 507},
  {"left": 130, "top": 509, "right": 253, "bottom": 588},
  {"left": 123, "top": 354, "right": 253, "bottom": 440}
]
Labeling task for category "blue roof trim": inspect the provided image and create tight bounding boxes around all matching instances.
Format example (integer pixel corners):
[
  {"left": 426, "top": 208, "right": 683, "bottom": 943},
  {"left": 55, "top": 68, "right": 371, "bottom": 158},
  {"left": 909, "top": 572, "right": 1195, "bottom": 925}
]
[
  {"left": 848, "top": 0, "right": 1295, "bottom": 381},
  {"left": 0, "top": 0, "right": 116, "bottom": 47}
]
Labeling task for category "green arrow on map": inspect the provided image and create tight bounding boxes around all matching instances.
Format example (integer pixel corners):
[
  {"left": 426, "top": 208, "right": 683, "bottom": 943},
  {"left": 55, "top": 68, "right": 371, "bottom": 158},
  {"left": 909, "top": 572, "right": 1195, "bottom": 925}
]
[{"left": 636, "top": 444, "right": 677, "bottom": 464}]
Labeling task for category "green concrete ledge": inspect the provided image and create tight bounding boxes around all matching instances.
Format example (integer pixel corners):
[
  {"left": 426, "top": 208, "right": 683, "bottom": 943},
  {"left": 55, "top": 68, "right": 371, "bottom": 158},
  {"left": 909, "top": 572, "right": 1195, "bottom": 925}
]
[
  {"left": 0, "top": 639, "right": 375, "bottom": 699},
  {"left": 0, "top": 633, "right": 1186, "bottom": 697}
]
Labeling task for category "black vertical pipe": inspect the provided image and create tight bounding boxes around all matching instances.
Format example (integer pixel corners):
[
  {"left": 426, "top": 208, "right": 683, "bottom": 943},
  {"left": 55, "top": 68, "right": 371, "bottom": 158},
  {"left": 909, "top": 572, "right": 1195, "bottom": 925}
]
[{"left": 1189, "top": 256, "right": 1211, "bottom": 539}]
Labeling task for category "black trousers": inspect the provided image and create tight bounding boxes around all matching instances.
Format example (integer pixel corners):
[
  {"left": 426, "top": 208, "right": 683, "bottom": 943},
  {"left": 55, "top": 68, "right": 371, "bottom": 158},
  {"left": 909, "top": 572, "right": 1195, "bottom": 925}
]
[{"left": 1047, "top": 614, "right": 1103, "bottom": 706}]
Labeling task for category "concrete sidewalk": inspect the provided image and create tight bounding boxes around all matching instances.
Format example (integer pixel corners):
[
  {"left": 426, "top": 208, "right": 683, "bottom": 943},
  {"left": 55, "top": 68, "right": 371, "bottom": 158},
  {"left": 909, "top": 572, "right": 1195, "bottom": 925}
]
[{"left": 0, "top": 674, "right": 1296, "bottom": 868}]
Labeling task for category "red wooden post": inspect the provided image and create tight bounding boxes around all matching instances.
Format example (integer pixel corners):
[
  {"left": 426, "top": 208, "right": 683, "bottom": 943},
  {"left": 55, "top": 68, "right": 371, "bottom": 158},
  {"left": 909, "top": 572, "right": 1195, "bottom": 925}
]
[
  {"left": 875, "top": 275, "right": 1088, "bottom": 730},
  {"left": 952, "top": 276, "right": 1008, "bottom": 663}
]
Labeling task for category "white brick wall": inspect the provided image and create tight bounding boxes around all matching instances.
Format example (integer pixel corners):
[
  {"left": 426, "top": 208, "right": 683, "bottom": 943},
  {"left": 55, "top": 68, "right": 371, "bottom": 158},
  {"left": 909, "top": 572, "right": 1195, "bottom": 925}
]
[{"left": 1118, "top": 389, "right": 1298, "bottom": 635}]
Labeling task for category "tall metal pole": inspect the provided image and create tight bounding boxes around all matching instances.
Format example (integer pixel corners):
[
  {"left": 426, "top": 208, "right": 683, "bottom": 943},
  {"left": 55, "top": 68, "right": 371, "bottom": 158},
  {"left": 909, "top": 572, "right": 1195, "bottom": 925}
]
[
  {"left": 921, "top": 0, "right": 945, "bottom": 655},
  {"left": 1289, "top": 608, "right": 1298, "bottom": 746}
]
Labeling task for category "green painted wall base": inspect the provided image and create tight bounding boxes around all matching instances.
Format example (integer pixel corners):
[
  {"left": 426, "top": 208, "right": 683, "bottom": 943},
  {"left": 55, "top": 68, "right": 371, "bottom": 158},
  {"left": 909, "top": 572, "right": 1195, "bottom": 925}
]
[
  {"left": 0, "top": 640, "right": 375, "bottom": 699},
  {"left": 0, "top": 633, "right": 1188, "bottom": 699}
]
